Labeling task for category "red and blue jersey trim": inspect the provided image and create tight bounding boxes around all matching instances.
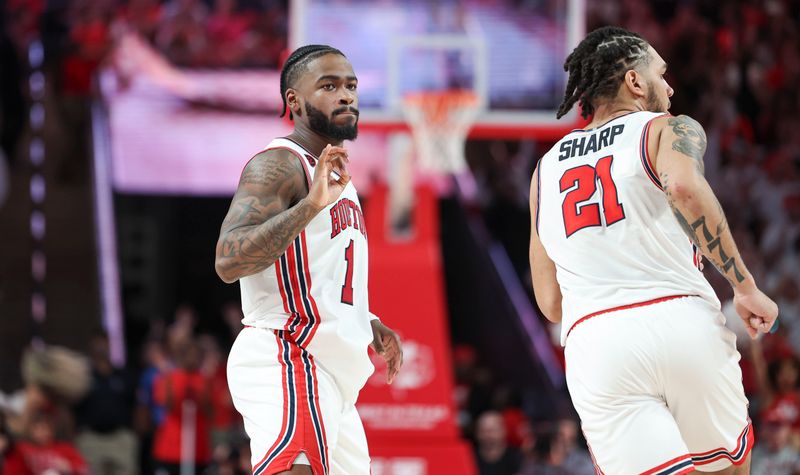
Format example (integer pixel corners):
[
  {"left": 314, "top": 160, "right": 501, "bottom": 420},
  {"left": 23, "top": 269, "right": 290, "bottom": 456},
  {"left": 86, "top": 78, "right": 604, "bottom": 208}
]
[
  {"left": 251, "top": 331, "right": 330, "bottom": 475},
  {"left": 566, "top": 294, "right": 692, "bottom": 339},
  {"left": 691, "top": 420, "right": 754, "bottom": 467},
  {"left": 641, "top": 454, "right": 695, "bottom": 475},
  {"left": 638, "top": 114, "right": 670, "bottom": 190},
  {"left": 252, "top": 332, "right": 299, "bottom": 475},
  {"left": 275, "top": 231, "right": 322, "bottom": 347}
]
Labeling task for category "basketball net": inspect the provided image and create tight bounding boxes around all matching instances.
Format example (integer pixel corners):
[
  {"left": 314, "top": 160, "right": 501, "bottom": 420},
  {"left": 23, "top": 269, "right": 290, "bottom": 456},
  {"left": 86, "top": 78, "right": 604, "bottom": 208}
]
[{"left": 401, "top": 90, "right": 480, "bottom": 174}]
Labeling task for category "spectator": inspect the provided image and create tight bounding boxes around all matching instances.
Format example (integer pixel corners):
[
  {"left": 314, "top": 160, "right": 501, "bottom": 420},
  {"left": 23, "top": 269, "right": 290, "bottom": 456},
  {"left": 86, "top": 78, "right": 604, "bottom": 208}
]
[
  {"left": 5, "top": 346, "right": 90, "bottom": 439},
  {"left": 75, "top": 332, "right": 138, "bottom": 475},
  {"left": 474, "top": 411, "right": 522, "bottom": 475},
  {"left": 152, "top": 339, "right": 212, "bottom": 475},
  {"left": 57, "top": 0, "right": 113, "bottom": 184},
  {"left": 155, "top": 0, "right": 208, "bottom": 67},
  {"left": 555, "top": 418, "right": 595, "bottom": 475},
  {"left": 220, "top": 301, "right": 244, "bottom": 347},
  {"left": 3, "top": 411, "right": 88, "bottom": 475},
  {"left": 204, "top": 0, "right": 251, "bottom": 67},
  {"left": 518, "top": 427, "right": 567, "bottom": 475},
  {"left": 752, "top": 337, "right": 800, "bottom": 445},
  {"left": 198, "top": 334, "right": 240, "bottom": 450},
  {"left": 134, "top": 337, "right": 172, "bottom": 474},
  {"left": 751, "top": 408, "right": 800, "bottom": 475}
]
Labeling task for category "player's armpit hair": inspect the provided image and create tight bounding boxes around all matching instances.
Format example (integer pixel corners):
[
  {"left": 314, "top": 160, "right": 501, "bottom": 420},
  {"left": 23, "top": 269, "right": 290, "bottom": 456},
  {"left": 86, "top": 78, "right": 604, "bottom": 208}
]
[
  {"left": 280, "top": 45, "right": 345, "bottom": 120},
  {"left": 557, "top": 26, "right": 650, "bottom": 119}
]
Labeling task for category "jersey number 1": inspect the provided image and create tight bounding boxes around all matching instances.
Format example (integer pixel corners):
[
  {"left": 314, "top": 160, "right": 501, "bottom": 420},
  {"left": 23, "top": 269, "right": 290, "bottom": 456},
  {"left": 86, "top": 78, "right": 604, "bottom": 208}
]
[
  {"left": 341, "top": 240, "right": 355, "bottom": 305},
  {"left": 560, "top": 155, "right": 625, "bottom": 237}
]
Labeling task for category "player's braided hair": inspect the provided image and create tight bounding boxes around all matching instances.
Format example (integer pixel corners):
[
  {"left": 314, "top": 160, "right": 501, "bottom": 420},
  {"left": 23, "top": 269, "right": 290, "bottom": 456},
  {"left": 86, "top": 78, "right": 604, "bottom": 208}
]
[
  {"left": 280, "top": 44, "right": 345, "bottom": 119},
  {"left": 557, "top": 27, "right": 651, "bottom": 119}
]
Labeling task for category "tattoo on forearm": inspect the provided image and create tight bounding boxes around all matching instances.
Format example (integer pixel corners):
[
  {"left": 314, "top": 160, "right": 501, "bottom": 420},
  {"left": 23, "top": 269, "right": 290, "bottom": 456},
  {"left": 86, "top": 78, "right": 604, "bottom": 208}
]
[
  {"left": 661, "top": 174, "right": 745, "bottom": 284},
  {"left": 217, "top": 200, "right": 318, "bottom": 278},
  {"left": 216, "top": 153, "right": 315, "bottom": 280},
  {"left": 668, "top": 115, "right": 707, "bottom": 175},
  {"left": 671, "top": 211, "right": 745, "bottom": 283}
]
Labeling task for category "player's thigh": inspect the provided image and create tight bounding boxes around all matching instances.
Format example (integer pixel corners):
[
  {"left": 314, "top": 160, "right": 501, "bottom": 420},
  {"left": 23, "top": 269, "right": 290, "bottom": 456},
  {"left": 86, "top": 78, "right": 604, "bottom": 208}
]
[
  {"left": 328, "top": 405, "right": 370, "bottom": 475},
  {"left": 229, "top": 329, "right": 345, "bottom": 475},
  {"left": 565, "top": 313, "right": 695, "bottom": 474},
  {"left": 227, "top": 327, "right": 288, "bottom": 472},
  {"left": 663, "top": 299, "right": 753, "bottom": 473}
]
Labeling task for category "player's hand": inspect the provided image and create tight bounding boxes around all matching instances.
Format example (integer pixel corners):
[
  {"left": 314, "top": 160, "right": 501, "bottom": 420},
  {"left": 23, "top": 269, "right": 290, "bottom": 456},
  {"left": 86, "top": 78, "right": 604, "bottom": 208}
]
[
  {"left": 370, "top": 319, "right": 403, "bottom": 384},
  {"left": 734, "top": 283, "right": 779, "bottom": 339},
  {"left": 306, "top": 144, "right": 350, "bottom": 210}
]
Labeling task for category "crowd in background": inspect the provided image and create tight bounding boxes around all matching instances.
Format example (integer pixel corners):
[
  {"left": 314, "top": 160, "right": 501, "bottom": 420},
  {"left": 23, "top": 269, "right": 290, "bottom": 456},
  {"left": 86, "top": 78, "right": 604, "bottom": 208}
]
[
  {"left": 0, "top": 0, "right": 288, "bottom": 185},
  {"left": 1, "top": 0, "right": 799, "bottom": 474},
  {"left": 0, "top": 303, "right": 250, "bottom": 475}
]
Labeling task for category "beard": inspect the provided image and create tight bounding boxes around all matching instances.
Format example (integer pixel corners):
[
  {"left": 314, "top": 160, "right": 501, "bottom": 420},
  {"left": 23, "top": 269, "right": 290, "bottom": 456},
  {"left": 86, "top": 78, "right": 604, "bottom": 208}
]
[
  {"left": 305, "top": 103, "right": 358, "bottom": 141},
  {"left": 646, "top": 84, "right": 667, "bottom": 113}
]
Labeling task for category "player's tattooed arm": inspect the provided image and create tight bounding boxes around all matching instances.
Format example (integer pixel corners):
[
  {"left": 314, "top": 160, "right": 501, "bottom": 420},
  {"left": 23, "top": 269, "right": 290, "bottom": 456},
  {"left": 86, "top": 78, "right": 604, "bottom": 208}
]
[
  {"left": 656, "top": 115, "right": 751, "bottom": 288},
  {"left": 667, "top": 115, "right": 706, "bottom": 175},
  {"left": 214, "top": 150, "right": 317, "bottom": 283},
  {"left": 661, "top": 174, "right": 746, "bottom": 285},
  {"left": 657, "top": 115, "right": 778, "bottom": 336}
]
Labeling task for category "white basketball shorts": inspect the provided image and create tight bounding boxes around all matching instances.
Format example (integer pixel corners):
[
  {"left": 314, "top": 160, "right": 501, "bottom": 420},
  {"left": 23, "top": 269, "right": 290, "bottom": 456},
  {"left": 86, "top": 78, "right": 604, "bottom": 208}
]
[
  {"left": 227, "top": 327, "right": 370, "bottom": 475},
  {"left": 565, "top": 295, "right": 753, "bottom": 474}
]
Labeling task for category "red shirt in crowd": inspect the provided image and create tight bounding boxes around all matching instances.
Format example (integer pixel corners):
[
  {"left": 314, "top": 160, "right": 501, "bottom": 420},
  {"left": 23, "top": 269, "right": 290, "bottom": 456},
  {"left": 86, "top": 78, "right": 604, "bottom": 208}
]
[
  {"left": 152, "top": 369, "right": 212, "bottom": 464},
  {"left": 209, "top": 365, "right": 238, "bottom": 431},
  {"left": 3, "top": 441, "right": 88, "bottom": 475},
  {"left": 762, "top": 391, "right": 800, "bottom": 430}
]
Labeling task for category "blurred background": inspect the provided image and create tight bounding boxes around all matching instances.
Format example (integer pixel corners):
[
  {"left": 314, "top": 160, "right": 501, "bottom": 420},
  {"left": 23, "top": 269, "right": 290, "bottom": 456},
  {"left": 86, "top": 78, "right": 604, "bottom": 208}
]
[{"left": 0, "top": 0, "right": 799, "bottom": 474}]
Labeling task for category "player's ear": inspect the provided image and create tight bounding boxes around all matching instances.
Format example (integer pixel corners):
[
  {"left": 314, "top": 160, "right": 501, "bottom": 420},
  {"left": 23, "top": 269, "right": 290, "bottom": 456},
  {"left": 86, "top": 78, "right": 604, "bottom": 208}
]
[
  {"left": 623, "top": 69, "right": 645, "bottom": 99},
  {"left": 287, "top": 89, "right": 302, "bottom": 118}
]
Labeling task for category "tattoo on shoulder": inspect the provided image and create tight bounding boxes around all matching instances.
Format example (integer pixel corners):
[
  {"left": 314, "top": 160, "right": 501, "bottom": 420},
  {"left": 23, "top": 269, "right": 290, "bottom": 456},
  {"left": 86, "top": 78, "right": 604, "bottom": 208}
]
[
  {"left": 220, "top": 153, "right": 305, "bottom": 231},
  {"left": 668, "top": 115, "right": 707, "bottom": 174},
  {"left": 240, "top": 152, "right": 303, "bottom": 186},
  {"left": 216, "top": 152, "right": 316, "bottom": 281}
]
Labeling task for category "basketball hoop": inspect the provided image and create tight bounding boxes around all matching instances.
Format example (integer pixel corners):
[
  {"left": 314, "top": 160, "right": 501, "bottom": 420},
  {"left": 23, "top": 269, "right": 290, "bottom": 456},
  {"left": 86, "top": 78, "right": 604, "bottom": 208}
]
[{"left": 401, "top": 90, "right": 480, "bottom": 174}]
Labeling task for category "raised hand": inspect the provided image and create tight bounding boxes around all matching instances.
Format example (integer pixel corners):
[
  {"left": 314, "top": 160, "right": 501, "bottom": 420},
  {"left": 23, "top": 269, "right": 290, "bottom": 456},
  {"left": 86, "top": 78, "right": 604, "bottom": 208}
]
[{"left": 306, "top": 144, "right": 351, "bottom": 210}]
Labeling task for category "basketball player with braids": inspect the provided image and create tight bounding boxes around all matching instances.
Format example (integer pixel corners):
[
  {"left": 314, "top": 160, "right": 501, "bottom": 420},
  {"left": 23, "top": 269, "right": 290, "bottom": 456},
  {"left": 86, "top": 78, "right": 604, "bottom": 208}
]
[
  {"left": 530, "top": 27, "right": 778, "bottom": 474},
  {"left": 215, "top": 45, "right": 403, "bottom": 475}
]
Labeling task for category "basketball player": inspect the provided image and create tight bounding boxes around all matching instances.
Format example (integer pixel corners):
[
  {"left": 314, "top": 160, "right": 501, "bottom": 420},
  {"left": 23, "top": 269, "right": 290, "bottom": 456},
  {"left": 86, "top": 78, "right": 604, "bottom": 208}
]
[
  {"left": 214, "top": 45, "right": 403, "bottom": 475},
  {"left": 529, "top": 27, "right": 778, "bottom": 474}
]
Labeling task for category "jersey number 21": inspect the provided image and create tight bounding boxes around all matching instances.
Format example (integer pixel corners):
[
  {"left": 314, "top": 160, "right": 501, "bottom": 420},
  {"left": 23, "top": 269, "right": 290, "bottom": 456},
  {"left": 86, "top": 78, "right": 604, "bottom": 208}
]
[{"left": 559, "top": 155, "right": 625, "bottom": 237}]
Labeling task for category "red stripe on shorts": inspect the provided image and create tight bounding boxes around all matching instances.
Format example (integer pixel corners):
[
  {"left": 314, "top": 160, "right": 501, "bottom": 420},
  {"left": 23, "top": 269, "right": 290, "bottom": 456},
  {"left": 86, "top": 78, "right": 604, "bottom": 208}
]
[
  {"left": 691, "top": 420, "right": 754, "bottom": 466},
  {"left": 262, "top": 335, "right": 320, "bottom": 474},
  {"left": 640, "top": 454, "right": 694, "bottom": 475},
  {"left": 251, "top": 332, "right": 293, "bottom": 473},
  {"left": 566, "top": 294, "right": 692, "bottom": 339}
]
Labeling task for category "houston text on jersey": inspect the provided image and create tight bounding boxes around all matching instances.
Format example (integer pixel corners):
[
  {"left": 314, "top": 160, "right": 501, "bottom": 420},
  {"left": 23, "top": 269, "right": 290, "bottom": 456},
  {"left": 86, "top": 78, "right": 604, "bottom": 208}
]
[{"left": 330, "top": 198, "right": 367, "bottom": 240}]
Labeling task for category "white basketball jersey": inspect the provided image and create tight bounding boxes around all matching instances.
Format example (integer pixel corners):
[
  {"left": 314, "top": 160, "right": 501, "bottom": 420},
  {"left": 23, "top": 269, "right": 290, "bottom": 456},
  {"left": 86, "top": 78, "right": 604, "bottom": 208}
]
[
  {"left": 536, "top": 111, "right": 720, "bottom": 345},
  {"left": 239, "top": 138, "right": 374, "bottom": 403}
]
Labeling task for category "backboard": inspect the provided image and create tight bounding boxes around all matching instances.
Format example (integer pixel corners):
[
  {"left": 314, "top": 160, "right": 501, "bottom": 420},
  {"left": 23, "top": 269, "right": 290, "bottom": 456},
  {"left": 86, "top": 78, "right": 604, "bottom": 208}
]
[{"left": 290, "top": 0, "right": 586, "bottom": 139}]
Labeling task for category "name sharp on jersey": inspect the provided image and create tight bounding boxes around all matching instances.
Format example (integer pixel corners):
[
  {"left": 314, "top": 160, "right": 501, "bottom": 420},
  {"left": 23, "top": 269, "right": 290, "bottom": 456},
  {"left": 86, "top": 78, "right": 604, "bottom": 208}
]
[{"left": 559, "top": 124, "right": 625, "bottom": 160}]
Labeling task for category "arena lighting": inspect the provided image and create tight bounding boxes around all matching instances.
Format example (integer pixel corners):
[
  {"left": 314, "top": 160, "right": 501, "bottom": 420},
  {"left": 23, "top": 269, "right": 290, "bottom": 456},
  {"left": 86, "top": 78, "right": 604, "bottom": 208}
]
[
  {"left": 91, "top": 99, "right": 126, "bottom": 366},
  {"left": 27, "top": 38, "right": 46, "bottom": 349}
]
